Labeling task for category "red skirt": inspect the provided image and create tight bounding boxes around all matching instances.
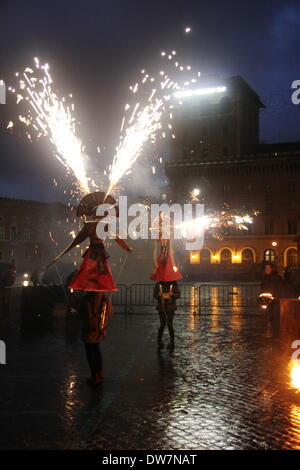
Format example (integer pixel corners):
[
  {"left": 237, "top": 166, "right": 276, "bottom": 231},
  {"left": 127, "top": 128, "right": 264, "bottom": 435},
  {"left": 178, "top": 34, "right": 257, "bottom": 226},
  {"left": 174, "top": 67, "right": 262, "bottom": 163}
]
[
  {"left": 69, "top": 248, "right": 117, "bottom": 292},
  {"left": 150, "top": 249, "right": 182, "bottom": 282}
]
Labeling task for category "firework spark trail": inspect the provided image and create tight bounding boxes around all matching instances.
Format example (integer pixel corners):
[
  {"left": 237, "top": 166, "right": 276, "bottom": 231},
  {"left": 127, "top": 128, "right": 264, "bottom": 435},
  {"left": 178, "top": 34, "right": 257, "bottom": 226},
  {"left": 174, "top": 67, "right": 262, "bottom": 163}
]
[
  {"left": 107, "top": 97, "right": 165, "bottom": 195},
  {"left": 106, "top": 51, "right": 195, "bottom": 196},
  {"left": 176, "top": 212, "right": 255, "bottom": 240},
  {"left": 9, "top": 58, "right": 90, "bottom": 194}
]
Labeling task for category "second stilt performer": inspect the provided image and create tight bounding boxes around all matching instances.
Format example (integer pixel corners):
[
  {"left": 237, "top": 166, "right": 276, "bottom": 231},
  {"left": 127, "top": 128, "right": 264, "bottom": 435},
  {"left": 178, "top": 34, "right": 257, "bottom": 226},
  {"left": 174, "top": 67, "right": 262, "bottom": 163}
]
[{"left": 150, "top": 212, "right": 182, "bottom": 351}]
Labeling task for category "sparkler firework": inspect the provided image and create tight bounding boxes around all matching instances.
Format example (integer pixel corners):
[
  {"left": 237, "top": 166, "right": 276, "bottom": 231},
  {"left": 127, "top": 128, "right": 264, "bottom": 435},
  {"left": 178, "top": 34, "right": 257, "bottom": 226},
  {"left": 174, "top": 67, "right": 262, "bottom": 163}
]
[
  {"left": 177, "top": 211, "right": 256, "bottom": 241},
  {"left": 8, "top": 58, "right": 90, "bottom": 194}
]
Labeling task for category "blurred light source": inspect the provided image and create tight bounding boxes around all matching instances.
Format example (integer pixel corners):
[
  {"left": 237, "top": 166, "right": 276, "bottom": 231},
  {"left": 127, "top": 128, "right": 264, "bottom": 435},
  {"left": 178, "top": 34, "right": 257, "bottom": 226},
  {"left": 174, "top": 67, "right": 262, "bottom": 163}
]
[
  {"left": 174, "top": 86, "right": 226, "bottom": 99},
  {"left": 272, "top": 241, "right": 278, "bottom": 247}
]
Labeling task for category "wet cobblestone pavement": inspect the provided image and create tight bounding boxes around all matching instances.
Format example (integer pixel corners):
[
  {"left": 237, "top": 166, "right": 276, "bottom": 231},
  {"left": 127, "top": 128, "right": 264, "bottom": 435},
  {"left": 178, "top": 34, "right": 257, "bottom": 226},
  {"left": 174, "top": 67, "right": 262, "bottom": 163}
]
[{"left": 1, "top": 308, "right": 300, "bottom": 450}]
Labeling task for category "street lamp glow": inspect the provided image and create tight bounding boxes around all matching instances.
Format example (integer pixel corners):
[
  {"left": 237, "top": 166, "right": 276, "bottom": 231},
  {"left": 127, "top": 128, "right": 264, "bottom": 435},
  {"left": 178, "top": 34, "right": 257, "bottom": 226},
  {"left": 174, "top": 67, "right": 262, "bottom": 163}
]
[
  {"left": 174, "top": 86, "right": 227, "bottom": 99},
  {"left": 185, "top": 26, "right": 192, "bottom": 33}
]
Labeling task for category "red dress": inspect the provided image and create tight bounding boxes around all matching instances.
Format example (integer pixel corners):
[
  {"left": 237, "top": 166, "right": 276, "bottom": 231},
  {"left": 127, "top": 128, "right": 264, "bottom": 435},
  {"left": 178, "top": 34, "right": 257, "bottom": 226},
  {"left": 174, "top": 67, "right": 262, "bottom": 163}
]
[
  {"left": 69, "top": 246, "right": 117, "bottom": 292},
  {"left": 150, "top": 241, "right": 182, "bottom": 282},
  {"left": 52, "top": 222, "right": 130, "bottom": 293}
]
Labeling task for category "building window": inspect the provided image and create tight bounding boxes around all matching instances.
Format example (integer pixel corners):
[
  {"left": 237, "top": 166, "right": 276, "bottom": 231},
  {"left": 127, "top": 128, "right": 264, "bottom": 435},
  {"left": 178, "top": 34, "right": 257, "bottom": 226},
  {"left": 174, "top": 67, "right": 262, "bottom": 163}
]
[
  {"left": 265, "top": 219, "right": 274, "bottom": 235},
  {"left": 265, "top": 183, "right": 272, "bottom": 193},
  {"left": 223, "top": 146, "right": 229, "bottom": 157},
  {"left": 10, "top": 226, "right": 17, "bottom": 241},
  {"left": 0, "top": 216, "right": 4, "bottom": 224},
  {"left": 222, "top": 124, "right": 229, "bottom": 136},
  {"left": 11, "top": 216, "right": 16, "bottom": 224},
  {"left": 202, "top": 147, "right": 209, "bottom": 158},
  {"left": 286, "top": 248, "right": 297, "bottom": 267},
  {"left": 264, "top": 249, "right": 276, "bottom": 263},
  {"left": 24, "top": 252, "right": 29, "bottom": 260},
  {"left": 0, "top": 227, "right": 5, "bottom": 241},
  {"left": 288, "top": 181, "right": 296, "bottom": 193},
  {"left": 245, "top": 184, "right": 252, "bottom": 193},
  {"left": 190, "top": 251, "right": 200, "bottom": 264},
  {"left": 220, "top": 249, "right": 232, "bottom": 264},
  {"left": 223, "top": 183, "right": 230, "bottom": 194},
  {"left": 0, "top": 251, "right": 2, "bottom": 261},
  {"left": 201, "top": 126, "right": 208, "bottom": 137},
  {"left": 242, "top": 249, "right": 255, "bottom": 264},
  {"left": 288, "top": 219, "right": 298, "bottom": 235},
  {"left": 265, "top": 202, "right": 273, "bottom": 213},
  {"left": 200, "top": 249, "right": 211, "bottom": 264},
  {"left": 289, "top": 201, "right": 297, "bottom": 212},
  {"left": 24, "top": 229, "right": 31, "bottom": 241}
]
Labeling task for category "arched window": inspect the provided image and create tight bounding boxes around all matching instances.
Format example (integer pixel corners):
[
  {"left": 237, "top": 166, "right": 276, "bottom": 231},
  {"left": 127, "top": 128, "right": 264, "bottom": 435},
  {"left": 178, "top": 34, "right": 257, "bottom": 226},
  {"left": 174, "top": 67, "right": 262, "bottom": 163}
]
[
  {"left": 264, "top": 249, "right": 276, "bottom": 263},
  {"left": 286, "top": 248, "right": 297, "bottom": 268},
  {"left": 189, "top": 251, "right": 200, "bottom": 264},
  {"left": 242, "top": 248, "right": 254, "bottom": 264},
  {"left": 220, "top": 249, "right": 232, "bottom": 264},
  {"left": 201, "top": 249, "right": 211, "bottom": 264}
]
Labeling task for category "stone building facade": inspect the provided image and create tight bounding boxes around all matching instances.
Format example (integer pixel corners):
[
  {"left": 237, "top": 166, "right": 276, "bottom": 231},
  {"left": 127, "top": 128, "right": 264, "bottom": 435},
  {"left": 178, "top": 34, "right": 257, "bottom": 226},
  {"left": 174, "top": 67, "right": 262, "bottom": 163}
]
[{"left": 165, "top": 76, "right": 300, "bottom": 280}]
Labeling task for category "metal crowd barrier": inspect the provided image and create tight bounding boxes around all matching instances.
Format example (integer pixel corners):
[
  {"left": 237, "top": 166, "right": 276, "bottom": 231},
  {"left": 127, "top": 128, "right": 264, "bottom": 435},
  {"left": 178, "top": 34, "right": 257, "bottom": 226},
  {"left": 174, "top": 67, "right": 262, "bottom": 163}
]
[
  {"left": 128, "top": 283, "right": 260, "bottom": 314},
  {"left": 2, "top": 282, "right": 261, "bottom": 315},
  {"left": 198, "top": 283, "right": 260, "bottom": 309}
]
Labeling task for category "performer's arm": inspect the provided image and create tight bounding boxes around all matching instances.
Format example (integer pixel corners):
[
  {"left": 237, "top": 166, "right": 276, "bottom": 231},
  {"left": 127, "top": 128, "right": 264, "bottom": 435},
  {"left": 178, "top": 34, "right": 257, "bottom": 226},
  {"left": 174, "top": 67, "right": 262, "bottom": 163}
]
[
  {"left": 48, "top": 225, "right": 89, "bottom": 266},
  {"left": 169, "top": 238, "right": 175, "bottom": 266},
  {"left": 114, "top": 236, "right": 132, "bottom": 253},
  {"left": 171, "top": 283, "right": 181, "bottom": 300},
  {"left": 154, "top": 283, "right": 161, "bottom": 300}
]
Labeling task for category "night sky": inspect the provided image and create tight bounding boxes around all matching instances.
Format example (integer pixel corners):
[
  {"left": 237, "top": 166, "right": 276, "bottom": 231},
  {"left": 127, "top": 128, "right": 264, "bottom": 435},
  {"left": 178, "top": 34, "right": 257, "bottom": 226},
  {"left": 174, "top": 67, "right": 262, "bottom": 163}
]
[{"left": 0, "top": 0, "right": 299, "bottom": 202}]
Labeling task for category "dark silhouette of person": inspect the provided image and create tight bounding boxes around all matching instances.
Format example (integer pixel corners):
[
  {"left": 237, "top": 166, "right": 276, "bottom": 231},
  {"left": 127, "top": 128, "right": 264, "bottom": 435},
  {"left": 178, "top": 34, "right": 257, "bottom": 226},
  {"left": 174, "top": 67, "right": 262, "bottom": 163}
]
[
  {"left": 30, "top": 269, "right": 39, "bottom": 287},
  {"left": 154, "top": 281, "right": 180, "bottom": 351},
  {"left": 260, "top": 263, "right": 283, "bottom": 339}
]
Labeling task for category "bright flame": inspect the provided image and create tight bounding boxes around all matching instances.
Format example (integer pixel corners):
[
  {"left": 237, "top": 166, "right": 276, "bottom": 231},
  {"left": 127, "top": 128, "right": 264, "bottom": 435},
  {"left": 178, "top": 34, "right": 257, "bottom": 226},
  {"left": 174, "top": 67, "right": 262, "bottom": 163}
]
[
  {"left": 290, "top": 360, "right": 300, "bottom": 389},
  {"left": 9, "top": 58, "right": 90, "bottom": 193}
]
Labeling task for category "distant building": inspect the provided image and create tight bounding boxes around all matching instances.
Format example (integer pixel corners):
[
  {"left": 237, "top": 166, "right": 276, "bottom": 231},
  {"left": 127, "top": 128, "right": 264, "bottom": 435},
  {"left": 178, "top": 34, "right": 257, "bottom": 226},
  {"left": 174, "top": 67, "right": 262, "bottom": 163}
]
[
  {"left": 0, "top": 197, "right": 76, "bottom": 275},
  {"left": 166, "top": 75, "right": 300, "bottom": 280}
]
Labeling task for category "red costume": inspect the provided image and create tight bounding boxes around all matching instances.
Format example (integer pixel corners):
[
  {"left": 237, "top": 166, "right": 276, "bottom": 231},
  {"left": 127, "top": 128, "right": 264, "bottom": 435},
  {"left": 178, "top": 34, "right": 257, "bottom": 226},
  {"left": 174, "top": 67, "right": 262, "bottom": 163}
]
[
  {"left": 150, "top": 239, "right": 182, "bottom": 282},
  {"left": 50, "top": 192, "right": 131, "bottom": 292}
]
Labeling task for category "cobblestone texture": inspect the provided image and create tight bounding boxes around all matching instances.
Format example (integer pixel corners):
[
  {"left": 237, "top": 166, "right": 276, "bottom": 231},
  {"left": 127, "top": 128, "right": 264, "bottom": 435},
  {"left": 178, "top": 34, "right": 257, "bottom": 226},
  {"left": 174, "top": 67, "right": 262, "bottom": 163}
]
[{"left": 0, "top": 308, "right": 299, "bottom": 450}]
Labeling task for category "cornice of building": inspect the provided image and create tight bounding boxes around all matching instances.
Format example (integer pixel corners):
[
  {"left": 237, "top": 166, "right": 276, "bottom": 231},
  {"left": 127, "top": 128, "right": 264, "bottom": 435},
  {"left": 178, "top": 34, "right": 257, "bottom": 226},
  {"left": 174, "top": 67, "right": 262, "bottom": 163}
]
[{"left": 166, "top": 151, "right": 300, "bottom": 169}]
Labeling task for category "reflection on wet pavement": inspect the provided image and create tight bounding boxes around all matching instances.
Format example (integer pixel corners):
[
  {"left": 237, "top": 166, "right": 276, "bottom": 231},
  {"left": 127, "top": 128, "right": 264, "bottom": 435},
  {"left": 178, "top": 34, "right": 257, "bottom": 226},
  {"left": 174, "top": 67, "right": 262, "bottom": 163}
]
[{"left": 0, "top": 308, "right": 300, "bottom": 449}]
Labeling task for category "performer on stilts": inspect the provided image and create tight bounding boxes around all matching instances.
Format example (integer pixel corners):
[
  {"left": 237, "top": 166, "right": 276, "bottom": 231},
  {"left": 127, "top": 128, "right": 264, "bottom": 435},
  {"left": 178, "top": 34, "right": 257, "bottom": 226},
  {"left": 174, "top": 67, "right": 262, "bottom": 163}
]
[
  {"left": 49, "top": 191, "right": 131, "bottom": 386},
  {"left": 150, "top": 213, "right": 182, "bottom": 351}
]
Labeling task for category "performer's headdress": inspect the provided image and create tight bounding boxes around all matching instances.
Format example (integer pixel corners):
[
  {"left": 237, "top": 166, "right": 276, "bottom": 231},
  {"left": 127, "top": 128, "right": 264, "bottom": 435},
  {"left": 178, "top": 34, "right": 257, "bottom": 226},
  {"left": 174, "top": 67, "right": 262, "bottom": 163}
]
[{"left": 76, "top": 191, "right": 119, "bottom": 218}]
